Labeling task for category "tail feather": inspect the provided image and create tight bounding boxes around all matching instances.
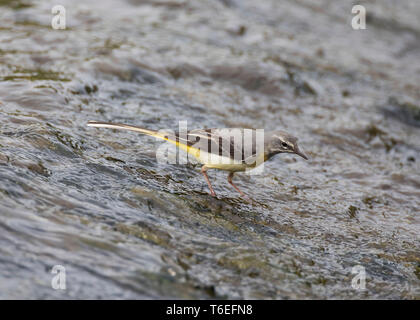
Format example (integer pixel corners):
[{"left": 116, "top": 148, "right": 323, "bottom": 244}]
[
  {"left": 87, "top": 121, "right": 166, "bottom": 139},
  {"left": 87, "top": 120, "right": 201, "bottom": 158}
]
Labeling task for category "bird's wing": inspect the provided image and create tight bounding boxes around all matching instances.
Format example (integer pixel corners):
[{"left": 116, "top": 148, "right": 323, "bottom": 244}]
[{"left": 186, "top": 128, "right": 260, "bottom": 163}]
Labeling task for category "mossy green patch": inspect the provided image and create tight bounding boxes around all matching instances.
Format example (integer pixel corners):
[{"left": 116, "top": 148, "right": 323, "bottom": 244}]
[
  {"left": 2, "top": 68, "right": 71, "bottom": 82},
  {"left": 366, "top": 124, "right": 397, "bottom": 152},
  {"left": 115, "top": 222, "right": 173, "bottom": 248},
  {"left": 348, "top": 205, "right": 359, "bottom": 218},
  {"left": 0, "top": 0, "right": 32, "bottom": 10}
]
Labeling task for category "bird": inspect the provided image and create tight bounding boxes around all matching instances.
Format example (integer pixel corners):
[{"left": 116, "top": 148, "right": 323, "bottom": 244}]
[{"left": 87, "top": 121, "right": 308, "bottom": 198}]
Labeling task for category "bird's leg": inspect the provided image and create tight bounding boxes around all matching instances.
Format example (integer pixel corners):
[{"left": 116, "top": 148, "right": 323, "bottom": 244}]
[
  {"left": 227, "top": 172, "right": 247, "bottom": 198},
  {"left": 201, "top": 166, "right": 216, "bottom": 197}
]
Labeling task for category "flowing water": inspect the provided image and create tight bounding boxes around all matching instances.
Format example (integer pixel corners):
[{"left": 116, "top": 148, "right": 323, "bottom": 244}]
[{"left": 0, "top": 0, "right": 419, "bottom": 299}]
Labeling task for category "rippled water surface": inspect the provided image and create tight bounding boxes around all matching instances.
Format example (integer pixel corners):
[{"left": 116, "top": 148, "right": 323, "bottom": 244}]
[{"left": 0, "top": 0, "right": 419, "bottom": 299}]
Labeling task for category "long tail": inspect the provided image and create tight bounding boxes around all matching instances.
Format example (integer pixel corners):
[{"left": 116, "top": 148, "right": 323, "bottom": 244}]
[
  {"left": 87, "top": 121, "right": 167, "bottom": 140},
  {"left": 87, "top": 121, "right": 200, "bottom": 157}
]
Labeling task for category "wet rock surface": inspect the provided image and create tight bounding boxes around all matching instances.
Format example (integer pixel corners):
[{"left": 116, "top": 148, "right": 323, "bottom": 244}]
[{"left": 0, "top": 0, "right": 419, "bottom": 299}]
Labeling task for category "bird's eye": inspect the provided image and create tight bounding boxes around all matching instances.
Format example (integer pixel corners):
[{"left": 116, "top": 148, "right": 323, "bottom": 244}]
[{"left": 281, "top": 142, "right": 288, "bottom": 148}]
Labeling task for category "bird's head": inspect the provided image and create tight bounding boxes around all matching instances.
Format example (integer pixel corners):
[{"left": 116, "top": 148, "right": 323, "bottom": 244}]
[{"left": 265, "top": 131, "right": 308, "bottom": 160}]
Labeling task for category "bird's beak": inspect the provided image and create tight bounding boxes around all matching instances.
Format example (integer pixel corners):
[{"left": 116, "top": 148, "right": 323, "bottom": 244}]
[{"left": 295, "top": 149, "right": 308, "bottom": 160}]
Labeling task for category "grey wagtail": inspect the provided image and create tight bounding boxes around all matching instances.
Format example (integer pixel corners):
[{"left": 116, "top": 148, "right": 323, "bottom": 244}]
[{"left": 87, "top": 121, "right": 308, "bottom": 198}]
